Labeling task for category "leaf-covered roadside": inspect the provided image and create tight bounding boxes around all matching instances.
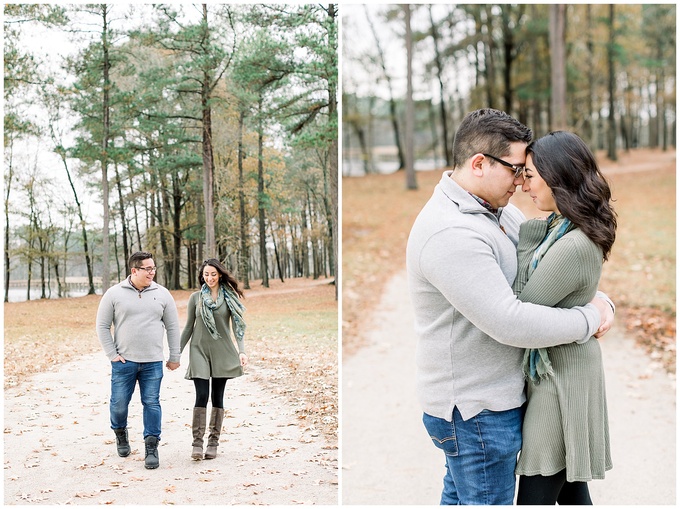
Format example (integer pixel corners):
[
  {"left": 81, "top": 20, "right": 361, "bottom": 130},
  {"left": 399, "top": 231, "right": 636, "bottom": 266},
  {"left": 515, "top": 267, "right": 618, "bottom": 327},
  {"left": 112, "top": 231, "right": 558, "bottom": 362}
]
[
  {"left": 4, "top": 295, "right": 102, "bottom": 389},
  {"left": 624, "top": 307, "right": 676, "bottom": 374},
  {"left": 245, "top": 279, "right": 338, "bottom": 443},
  {"left": 250, "top": 335, "right": 338, "bottom": 442}
]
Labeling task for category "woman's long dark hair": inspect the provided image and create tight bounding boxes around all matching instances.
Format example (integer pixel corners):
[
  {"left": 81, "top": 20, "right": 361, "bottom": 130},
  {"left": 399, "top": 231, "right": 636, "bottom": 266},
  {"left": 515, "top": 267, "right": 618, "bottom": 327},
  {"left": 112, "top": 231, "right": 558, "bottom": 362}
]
[
  {"left": 527, "top": 131, "right": 617, "bottom": 260},
  {"left": 198, "top": 259, "right": 244, "bottom": 298}
]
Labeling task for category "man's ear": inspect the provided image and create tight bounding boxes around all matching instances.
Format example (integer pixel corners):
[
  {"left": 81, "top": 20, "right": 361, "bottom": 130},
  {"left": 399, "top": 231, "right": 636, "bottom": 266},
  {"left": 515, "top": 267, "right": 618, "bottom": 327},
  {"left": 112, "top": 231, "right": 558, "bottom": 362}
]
[{"left": 470, "top": 153, "right": 485, "bottom": 177}]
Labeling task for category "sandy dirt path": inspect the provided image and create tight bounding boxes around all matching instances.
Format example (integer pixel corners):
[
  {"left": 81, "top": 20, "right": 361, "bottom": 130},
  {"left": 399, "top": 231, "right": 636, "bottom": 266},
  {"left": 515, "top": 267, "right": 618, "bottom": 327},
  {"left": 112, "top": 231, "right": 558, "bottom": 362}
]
[
  {"left": 342, "top": 271, "right": 675, "bottom": 505},
  {"left": 5, "top": 346, "right": 338, "bottom": 505}
]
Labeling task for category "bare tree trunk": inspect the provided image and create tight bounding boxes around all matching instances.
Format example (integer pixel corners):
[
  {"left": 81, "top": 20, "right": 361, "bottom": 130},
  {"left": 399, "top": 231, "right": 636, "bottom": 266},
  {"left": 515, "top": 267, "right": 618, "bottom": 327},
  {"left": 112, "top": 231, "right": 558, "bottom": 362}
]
[
  {"left": 607, "top": 4, "right": 617, "bottom": 161},
  {"left": 365, "top": 5, "right": 405, "bottom": 171},
  {"left": 26, "top": 258, "right": 33, "bottom": 301},
  {"left": 171, "top": 173, "right": 182, "bottom": 289},
  {"left": 56, "top": 144, "right": 96, "bottom": 295},
  {"left": 269, "top": 222, "right": 285, "bottom": 283},
  {"left": 403, "top": 4, "right": 417, "bottom": 191},
  {"left": 158, "top": 176, "right": 172, "bottom": 285},
  {"left": 321, "top": 143, "right": 335, "bottom": 285},
  {"left": 500, "top": 5, "right": 523, "bottom": 114},
  {"left": 201, "top": 4, "right": 217, "bottom": 258},
  {"left": 113, "top": 163, "right": 130, "bottom": 267},
  {"left": 529, "top": 4, "right": 542, "bottom": 137},
  {"left": 622, "top": 77, "right": 632, "bottom": 151},
  {"left": 428, "top": 101, "right": 440, "bottom": 165},
  {"left": 186, "top": 243, "right": 196, "bottom": 288},
  {"left": 111, "top": 219, "right": 121, "bottom": 281},
  {"left": 4, "top": 140, "right": 14, "bottom": 302},
  {"left": 549, "top": 4, "right": 568, "bottom": 130},
  {"left": 101, "top": 5, "right": 111, "bottom": 290},
  {"left": 53, "top": 255, "right": 63, "bottom": 298},
  {"left": 62, "top": 221, "right": 74, "bottom": 296},
  {"left": 429, "top": 5, "right": 451, "bottom": 167},
  {"left": 153, "top": 178, "right": 169, "bottom": 286},
  {"left": 660, "top": 62, "right": 668, "bottom": 151},
  {"left": 257, "top": 100, "right": 269, "bottom": 288},
  {"left": 483, "top": 6, "right": 497, "bottom": 110},
  {"left": 328, "top": 3, "right": 338, "bottom": 298},
  {"left": 301, "top": 194, "right": 310, "bottom": 278},
  {"left": 237, "top": 110, "right": 250, "bottom": 289},
  {"left": 129, "top": 168, "right": 142, "bottom": 251},
  {"left": 38, "top": 229, "right": 47, "bottom": 299},
  {"left": 349, "top": 120, "right": 371, "bottom": 175},
  {"left": 201, "top": 85, "right": 216, "bottom": 258},
  {"left": 471, "top": 10, "right": 482, "bottom": 90},
  {"left": 585, "top": 4, "right": 597, "bottom": 151}
]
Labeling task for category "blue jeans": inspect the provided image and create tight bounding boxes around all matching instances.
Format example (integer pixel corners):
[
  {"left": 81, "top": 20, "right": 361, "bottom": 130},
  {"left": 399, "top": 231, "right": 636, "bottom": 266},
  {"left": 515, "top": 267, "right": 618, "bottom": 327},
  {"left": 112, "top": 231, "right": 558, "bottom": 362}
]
[
  {"left": 423, "top": 406, "right": 523, "bottom": 505},
  {"left": 110, "top": 360, "right": 163, "bottom": 439}
]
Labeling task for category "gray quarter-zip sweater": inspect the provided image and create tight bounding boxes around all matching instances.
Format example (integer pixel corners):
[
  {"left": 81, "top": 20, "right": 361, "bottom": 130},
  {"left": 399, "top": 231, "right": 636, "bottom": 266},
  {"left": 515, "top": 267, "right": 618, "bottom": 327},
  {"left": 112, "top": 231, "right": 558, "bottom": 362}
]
[
  {"left": 96, "top": 277, "right": 181, "bottom": 363},
  {"left": 406, "top": 171, "right": 600, "bottom": 422}
]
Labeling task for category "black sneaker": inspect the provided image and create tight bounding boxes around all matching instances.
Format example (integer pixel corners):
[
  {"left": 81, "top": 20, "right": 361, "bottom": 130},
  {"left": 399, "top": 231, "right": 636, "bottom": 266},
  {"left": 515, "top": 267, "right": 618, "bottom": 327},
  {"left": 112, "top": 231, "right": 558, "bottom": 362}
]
[
  {"left": 144, "top": 436, "right": 159, "bottom": 469},
  {"left": 113, "top": 428, "right": 130, "bottom": 457}
]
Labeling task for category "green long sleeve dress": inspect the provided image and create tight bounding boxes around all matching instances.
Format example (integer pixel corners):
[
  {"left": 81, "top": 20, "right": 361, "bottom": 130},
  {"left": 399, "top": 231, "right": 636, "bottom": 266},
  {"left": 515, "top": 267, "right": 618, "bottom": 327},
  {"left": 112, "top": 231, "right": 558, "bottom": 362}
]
[
  {"left": 180, "top": 291, "right": 245, "bottom": 380},
  {"left": 513, "top": 218, "right": 612, "bottom": 482}
]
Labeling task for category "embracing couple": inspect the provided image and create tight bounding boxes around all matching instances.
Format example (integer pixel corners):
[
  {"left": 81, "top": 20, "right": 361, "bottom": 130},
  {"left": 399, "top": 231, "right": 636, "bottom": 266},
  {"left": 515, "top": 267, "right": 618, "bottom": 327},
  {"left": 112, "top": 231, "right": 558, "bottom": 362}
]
[{"left": 406, "top": 108, "right": 617, "bottom": 505}]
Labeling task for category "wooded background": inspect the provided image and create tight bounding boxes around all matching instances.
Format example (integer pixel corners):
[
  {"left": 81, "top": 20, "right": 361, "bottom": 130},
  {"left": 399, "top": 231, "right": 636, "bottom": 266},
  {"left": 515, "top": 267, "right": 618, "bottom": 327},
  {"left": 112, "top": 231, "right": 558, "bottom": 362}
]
[
  {"left": 342, "top": 4, "right": 675, "bottom": 182},
  {"left": 4, "top": 4, "right": 338, "bottom": 301}
]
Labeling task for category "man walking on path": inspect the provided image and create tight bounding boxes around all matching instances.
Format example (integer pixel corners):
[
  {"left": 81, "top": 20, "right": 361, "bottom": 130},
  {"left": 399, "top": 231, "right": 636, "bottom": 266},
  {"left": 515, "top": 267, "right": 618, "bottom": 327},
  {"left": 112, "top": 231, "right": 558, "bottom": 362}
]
[
  {"left": 406, "top": 108, "right": 614, "bottom": 505},
  {"left": 96, "top": 251, "right": 181, "bottom": 470}
]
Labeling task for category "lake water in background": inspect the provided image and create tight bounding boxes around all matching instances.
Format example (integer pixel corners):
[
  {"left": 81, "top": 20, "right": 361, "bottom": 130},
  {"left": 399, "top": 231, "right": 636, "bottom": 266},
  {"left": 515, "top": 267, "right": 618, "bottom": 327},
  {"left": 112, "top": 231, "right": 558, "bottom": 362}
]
[
  {"left": 342, "top": 158, "right": 448, "bottom": 177},
  {"left": 5, "top": 287, "right": 101, "bottom": 303}
]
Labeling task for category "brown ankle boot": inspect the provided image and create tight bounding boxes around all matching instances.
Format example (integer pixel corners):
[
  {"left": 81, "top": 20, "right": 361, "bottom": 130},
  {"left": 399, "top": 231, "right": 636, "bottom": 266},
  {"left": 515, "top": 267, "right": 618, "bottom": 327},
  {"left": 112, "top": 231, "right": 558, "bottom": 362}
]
[
  {"left": 191, "top": 407, "right": 207, "bottom": 460},
  {"left": 204, "top": 407, "right": 224, "bottom": 459}
]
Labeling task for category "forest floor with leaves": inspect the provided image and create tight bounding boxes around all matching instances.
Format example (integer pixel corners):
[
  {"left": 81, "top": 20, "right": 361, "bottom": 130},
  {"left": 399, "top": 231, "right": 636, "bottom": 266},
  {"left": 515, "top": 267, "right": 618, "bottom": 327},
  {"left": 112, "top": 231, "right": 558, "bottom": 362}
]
[
  {"left": 4, "top": 277, "right": 338, "bottom": 505},
  {"left": 343, "top": 147, "right": 676, "bottom": 373}
]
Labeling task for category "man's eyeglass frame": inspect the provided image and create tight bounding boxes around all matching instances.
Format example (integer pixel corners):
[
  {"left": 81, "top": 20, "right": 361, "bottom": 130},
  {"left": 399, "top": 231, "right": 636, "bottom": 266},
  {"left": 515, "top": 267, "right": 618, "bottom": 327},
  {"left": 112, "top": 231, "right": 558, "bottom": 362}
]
[
  {"left": 482, "top": 153, "right": 525, "bottom": 178},
  {"left": 134, "top": 266, "right": 157, "bottom": 273}
]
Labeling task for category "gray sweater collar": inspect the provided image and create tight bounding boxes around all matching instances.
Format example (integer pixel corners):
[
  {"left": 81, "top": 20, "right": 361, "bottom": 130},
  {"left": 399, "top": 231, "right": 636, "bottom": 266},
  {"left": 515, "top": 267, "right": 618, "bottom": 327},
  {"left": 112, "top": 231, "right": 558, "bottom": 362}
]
[
  {"left": 123, "top": 276, "right": 158, "bottom": 293},
  {"left": 439, "top": 171, "right": 504, "bottom": 218}
]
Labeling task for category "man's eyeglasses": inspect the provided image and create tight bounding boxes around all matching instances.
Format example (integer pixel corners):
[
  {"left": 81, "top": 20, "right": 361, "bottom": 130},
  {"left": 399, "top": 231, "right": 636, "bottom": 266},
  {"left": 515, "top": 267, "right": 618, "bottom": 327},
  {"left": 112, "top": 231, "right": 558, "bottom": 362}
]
[
  {"left": 483, "top": 154, "right": 525, "bottom": 178},
  {"left": 135, "top": 266, "right": 157, "bottom": 273}
]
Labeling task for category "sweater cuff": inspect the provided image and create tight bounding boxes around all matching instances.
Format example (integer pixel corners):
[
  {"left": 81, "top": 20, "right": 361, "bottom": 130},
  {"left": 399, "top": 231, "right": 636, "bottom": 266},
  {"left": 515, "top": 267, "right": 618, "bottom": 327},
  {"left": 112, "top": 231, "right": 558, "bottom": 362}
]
[
  {"left": 578, "top": 303, "right": 601, "bottom": 342},
  {"left": 596, "top": 290, "right": 616, "bottom": 315}
]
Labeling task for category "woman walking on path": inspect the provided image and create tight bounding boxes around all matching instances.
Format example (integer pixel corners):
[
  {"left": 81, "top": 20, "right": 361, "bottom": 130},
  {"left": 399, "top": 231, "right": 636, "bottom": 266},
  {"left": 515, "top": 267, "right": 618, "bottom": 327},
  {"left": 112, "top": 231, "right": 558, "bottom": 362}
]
[
  {"left": 180, "top": 259, "right": 248, "bottom": 460},
  {"left": 514, "top": 132, "right": 617, "bottom": 504}
]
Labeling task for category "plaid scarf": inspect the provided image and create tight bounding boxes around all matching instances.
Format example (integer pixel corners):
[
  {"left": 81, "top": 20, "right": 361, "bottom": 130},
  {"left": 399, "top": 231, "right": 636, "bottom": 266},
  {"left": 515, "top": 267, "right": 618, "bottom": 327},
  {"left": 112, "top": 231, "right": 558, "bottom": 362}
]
[
  {"left": 524, "top": 213, "right": 574, "bottom": 384},
  {"left": 200, "top": 283, "right": 246, "bottom": 342}
]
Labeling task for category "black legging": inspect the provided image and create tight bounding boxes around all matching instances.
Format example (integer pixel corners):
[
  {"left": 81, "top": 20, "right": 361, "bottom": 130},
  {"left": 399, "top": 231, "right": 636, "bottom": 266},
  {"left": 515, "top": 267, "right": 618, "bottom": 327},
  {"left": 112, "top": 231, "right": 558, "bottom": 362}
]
[
  {"left": 517, "top": 470, "right": 592, "bottom": 505},
  {"left": 193, "top": 378, "right": 229, "bottom": 408}
]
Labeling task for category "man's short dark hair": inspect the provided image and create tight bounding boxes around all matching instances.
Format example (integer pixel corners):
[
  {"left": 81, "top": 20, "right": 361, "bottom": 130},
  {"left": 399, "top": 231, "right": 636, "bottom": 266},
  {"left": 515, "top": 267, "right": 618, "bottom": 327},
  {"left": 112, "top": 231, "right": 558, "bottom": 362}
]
[
  {"left": 128, "top": 251, "right": 154, "bottom": 270},
  {"left": 452, "top": 108, "right": 533, "bottom": 169}
]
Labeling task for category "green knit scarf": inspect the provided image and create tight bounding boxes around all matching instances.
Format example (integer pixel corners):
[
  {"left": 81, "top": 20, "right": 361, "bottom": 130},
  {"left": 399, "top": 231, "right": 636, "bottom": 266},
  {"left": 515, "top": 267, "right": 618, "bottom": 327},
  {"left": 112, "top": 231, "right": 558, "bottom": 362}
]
[
  {"left": 200, "top": 283, "right": 246, "bottom": 343},
  {"left": 523, "top": 213, "right": 574, "bottom": 384}
]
